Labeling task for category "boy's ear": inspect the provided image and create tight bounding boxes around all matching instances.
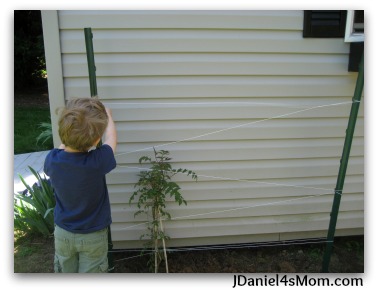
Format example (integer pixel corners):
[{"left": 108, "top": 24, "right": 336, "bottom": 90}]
[{"left": 94, "top": 137, "right": 101, "bottom": 146}]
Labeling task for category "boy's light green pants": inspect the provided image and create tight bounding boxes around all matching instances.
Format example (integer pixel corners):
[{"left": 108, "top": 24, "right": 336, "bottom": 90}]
[{"left": 54, "top": 225, "right": 109, "bottom": 273}]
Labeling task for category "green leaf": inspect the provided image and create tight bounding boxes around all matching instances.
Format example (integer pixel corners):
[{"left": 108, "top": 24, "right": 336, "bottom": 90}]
[
  {"left": 43, "top": 207, "right": 54, "bottom": 219},
  {"left": 14, "top": 166, "right": 55, "bottom": 236},
  {"left": 139, "top": 156, "right": 151, "bottom": 164}
]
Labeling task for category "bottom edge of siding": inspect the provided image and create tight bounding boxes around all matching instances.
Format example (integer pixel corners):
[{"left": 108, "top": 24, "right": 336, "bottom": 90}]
[{"left": 112, "top": 227, "right": 363, "bottom": 249}]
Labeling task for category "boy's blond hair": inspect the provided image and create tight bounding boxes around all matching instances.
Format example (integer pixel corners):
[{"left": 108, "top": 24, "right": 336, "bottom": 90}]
[{"left": 58, "top": 98, "right": 108, "bottom": 152}]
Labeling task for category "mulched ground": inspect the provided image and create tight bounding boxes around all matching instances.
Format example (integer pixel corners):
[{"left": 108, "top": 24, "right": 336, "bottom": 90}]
[
  {"left": 14, "top": 234, "right": 363, "bottom": 273},
  {"left": 112, "top": 236, "right": 363, "bottom": 273}
]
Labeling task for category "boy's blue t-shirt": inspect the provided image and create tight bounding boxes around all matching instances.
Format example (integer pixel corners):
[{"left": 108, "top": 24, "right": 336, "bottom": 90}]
[{"left": 44, "top": 144, "right": 116, "bottom": 234}]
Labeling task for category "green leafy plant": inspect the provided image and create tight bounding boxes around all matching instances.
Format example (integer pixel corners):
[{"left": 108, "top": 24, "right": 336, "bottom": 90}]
[
  {"left": 129, "top": 149, "right": 197, "bottom": 272},
  {"left": 14, "top": 166, "right": 55, "bottom": 237},
  {"left": 36, "top": 121, "right": 53, "bottom": 145},
  {"left": 345, "top": 240, "right": 363, "bottom": 260}
]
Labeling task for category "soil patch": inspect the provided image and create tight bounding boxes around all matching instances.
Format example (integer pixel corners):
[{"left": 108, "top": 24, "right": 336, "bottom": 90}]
[
  {"left": 14, "top": 87, "right": 49, "bottom": 108},
  {"left": 14, "top": 234, "right": 363, "bottom": 273},
  {"left": 112, "top": 236, "right": 363, "bottom": 273}
]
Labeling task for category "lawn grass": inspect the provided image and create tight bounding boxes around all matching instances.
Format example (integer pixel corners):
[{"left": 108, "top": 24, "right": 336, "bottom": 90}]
[{"left": 14, "top": 106, "right": 53, "bottom": 154}]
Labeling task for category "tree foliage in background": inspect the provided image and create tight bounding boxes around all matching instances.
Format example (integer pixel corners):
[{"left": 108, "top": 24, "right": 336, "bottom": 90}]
[{"left": 14, "top": 10, "right": 46, "bottom": 89}]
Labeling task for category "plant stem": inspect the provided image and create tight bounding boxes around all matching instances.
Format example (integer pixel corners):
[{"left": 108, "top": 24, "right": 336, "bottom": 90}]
[
  {"left": 159, "top": 210, "right": 169, "bottom": 273},
  {"left": 154, "top": 205, "right": 158, "bottom": 273}
]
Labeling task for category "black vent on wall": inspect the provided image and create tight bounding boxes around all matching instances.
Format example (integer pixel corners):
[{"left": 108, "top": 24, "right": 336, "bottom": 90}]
[{"left": 303, "top": 10, "right": 347, "bottom": 38}]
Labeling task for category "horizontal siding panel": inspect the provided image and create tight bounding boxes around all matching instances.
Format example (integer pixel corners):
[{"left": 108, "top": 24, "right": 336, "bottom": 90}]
[
  {"left": 108, "top": 176, "right": 363, "bottom": 204},
  {"left": 185, "top": 158, "right": 363, "bottom": 181},
  {"left": 111, "top": 211, "right": 363, "bottom": 244},
  {"left": 59, "top": 10, "right": 303, "bottom": 30},
  {"left": 113, "top": 227, "right": 364, "bottom": 249},
  {"left": 64, "top": 76, "right": 357, "bottom": 99},
  {"left": 281, "top": 228, "right": 363, "bottom": 241},
  {"left": 114, "top": 118, "right": 363, "bottom": 143},
  {"left": 112, "top": 193, "right": 363, "bottom": 222},
  {"left": 108, "top": 157, "right": 363, "bottom": 185},
  {"left": 160, "top": 211, "right": 363, "bottom": 239},
  {"left": 115, "top": 137, "right": 364, "bottom": 164},
  {"left": 62, "top": 53, "right": 351, "bottom": 77},
  {"left": 60, "top": 29, "right": 349, "bottom": 54},
  {"left": 108, "top": 101, "right": 363, "bottom": 121}
]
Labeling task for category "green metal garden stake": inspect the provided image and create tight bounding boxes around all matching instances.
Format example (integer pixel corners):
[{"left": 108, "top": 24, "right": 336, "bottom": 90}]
[
  {"left": 321, "top": 54, "right": 364, "bottom": 272},
  {"left": 84, "top": 27, "right": 115, "bottom": 273},
  {"left": 84, "top": 27, "right": 98, "bottom": 97}
]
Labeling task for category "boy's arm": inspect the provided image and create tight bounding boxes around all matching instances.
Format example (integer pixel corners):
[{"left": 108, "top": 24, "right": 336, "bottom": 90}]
[{"left": 104, "top": 108, "right": 117, "bottom": 153}]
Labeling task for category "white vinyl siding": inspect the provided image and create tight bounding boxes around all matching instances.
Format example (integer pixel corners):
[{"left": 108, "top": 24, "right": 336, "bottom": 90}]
[{"left": 46, "top": 10, "right": 363, "bottom": 248}]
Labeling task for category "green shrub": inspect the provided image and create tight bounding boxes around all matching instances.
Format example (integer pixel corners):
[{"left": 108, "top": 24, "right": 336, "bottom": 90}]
[
  {"left": 14, "top": 166, "right": 55, "bottom": 237},
  {"left": 36, "top": 121, "right": 53, "bottom": 146}
]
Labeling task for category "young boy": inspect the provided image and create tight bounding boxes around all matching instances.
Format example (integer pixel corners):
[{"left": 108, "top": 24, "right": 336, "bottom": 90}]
[{"left": 44, "top": 97, "right": 117, "bottom": 273}]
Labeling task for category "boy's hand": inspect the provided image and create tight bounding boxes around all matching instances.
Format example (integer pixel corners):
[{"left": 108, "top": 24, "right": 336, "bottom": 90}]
[{"left": 103, "top": 107, "right": 117, "bottom": 153}]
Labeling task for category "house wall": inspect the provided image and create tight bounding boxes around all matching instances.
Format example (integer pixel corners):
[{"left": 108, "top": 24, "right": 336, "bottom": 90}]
[{"left": 42, "top": 10, "right": 364, "bottom": 249}]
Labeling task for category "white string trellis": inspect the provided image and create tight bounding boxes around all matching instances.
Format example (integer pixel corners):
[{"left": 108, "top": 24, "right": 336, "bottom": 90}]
[
  {"left": 119, "top": 165, "right": 334, "bottom": 192},
  {"left": 113, "top": 167, "right": 334, "bottom": 232},
  {"left": 104, "top": 101, "right": 326, "bottom": 109},
  {"left": 111, "top": 237, "right": 333, "bottom": 262},
  {"left": 111, "top": 237, "right": 329, "bottom": 253},
  {"left": 106, "top": 99, "right": 361, "bottom": 258},
  {"left": 113, "top": 100, "right": 357, "bottom": 157}
]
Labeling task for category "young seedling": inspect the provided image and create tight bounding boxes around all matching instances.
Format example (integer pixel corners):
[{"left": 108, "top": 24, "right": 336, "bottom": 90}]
[{"left": 129, "top": 148, "right": 197, "bottom": 272}]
